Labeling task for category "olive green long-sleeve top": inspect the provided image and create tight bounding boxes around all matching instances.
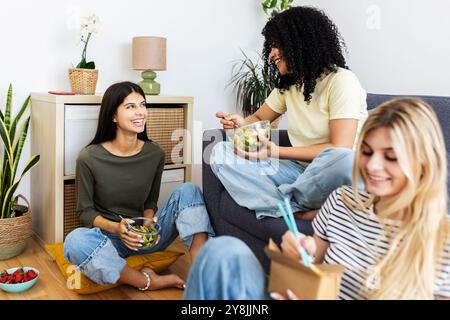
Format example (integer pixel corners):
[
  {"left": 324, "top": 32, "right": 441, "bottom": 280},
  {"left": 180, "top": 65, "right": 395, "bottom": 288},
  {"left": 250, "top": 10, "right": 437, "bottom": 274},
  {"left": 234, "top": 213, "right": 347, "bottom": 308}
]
[{"left": 76, "top": 141, "right": 165, "bottom": 227}]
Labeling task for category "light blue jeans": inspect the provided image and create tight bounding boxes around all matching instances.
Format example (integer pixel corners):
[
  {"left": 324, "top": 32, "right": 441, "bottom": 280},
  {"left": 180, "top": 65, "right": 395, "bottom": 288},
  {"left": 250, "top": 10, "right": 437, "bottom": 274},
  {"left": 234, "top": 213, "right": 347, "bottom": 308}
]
[
  {"left": 184, "top": 236, "right": 267, "bottom": 300},
  {"left": 63, "top": 183, "right": 215, "bottom": 285},
  {"left": 210, "top": 141, "right": 355, "bottom": 218}
]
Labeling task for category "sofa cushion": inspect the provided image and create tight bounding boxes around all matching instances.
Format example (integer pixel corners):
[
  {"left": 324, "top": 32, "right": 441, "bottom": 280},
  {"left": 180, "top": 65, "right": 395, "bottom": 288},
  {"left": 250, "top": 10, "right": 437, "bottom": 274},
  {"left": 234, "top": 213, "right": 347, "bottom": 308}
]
[
  {"left": 367, "top": 94, "right": 450, "bottom": 144},
  {"left": 45, "top": 243, "right": 183, "bottom": 294}
]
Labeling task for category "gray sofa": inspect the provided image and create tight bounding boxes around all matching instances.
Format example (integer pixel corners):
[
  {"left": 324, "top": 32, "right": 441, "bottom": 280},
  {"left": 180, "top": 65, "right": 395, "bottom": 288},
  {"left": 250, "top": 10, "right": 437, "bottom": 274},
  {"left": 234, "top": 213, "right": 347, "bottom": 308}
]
[{"left": 202, "top": 93, "right": 450, "bottom": 272}]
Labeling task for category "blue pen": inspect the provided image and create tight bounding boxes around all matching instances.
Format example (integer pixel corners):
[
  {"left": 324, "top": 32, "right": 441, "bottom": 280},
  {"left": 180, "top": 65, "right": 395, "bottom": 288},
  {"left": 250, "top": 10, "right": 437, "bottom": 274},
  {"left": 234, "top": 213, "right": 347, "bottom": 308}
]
[
  {"left": 278, "top": 201, "right": 309, "bottom": 266},
  {"left": 283, "top": 198, "right": 312, "bottom": 267},
  {"left": 277, "top": 203, "right": 293, "bottom": 231}
]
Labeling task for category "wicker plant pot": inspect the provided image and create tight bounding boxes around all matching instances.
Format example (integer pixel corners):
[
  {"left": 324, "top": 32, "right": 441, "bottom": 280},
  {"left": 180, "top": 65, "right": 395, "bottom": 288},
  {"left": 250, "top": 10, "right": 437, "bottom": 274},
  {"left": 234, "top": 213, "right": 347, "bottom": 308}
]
[
  {"left": 68, "top": 68, "right": 98, "bottom": 95},
  {"left": 0, "top": 196, "right": 32, "bottom": 261}
]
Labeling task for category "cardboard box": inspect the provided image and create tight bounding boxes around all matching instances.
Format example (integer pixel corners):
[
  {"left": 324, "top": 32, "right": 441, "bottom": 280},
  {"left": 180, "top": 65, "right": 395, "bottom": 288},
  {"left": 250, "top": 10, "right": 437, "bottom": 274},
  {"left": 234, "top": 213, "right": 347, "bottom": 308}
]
[{"left": 264, "top": 239, "right": 345, "bottom": 300}]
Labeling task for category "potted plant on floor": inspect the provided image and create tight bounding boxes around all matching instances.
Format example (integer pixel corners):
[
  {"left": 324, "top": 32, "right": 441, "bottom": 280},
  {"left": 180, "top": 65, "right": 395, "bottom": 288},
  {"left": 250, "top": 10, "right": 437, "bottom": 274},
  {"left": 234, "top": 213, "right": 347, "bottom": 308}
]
[
  {"left": 0, "top": 84, "right": 40, "bottom": 260},
  {"left": 68, "top": 14, "right": 100, "bottom": 95}
]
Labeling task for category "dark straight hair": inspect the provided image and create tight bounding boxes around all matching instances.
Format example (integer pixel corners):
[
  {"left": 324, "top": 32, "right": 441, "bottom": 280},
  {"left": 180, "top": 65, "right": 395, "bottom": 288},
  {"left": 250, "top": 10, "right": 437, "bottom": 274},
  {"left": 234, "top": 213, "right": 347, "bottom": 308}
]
[{"left": 89, "top": 81, "right": 151, "bottom": 145}]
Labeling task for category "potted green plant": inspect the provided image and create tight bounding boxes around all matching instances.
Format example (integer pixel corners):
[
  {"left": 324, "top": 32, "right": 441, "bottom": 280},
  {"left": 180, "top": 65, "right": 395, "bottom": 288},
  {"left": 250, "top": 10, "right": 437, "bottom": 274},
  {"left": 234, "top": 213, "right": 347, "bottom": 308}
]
[
  {"left": 228, "top": 49, "right": 273, "bottom": 118},
  {"left": 68, "top": 14, "right": 100, "bottom": 95},
  {"left": 228, "top": 0, "right": 294, "bottom": 127},
  {"left": 261, "top": 0, "right": 294, "bottom": 19},
  {"left": 0, "top": 84, "right": 40, "bottom": 260}
]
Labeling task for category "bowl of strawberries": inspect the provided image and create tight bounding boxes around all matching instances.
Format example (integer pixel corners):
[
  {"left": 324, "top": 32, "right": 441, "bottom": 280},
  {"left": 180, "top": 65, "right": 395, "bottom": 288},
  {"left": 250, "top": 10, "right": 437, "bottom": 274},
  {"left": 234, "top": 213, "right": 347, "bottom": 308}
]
[{"left": 0, "top": 267, "right": 39, "bottom": 293}]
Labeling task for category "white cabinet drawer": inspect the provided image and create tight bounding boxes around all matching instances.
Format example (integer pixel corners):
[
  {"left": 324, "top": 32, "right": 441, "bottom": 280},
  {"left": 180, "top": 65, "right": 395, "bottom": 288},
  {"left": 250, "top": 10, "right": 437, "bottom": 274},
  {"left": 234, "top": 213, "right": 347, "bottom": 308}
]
[
  {"left": 64, "top": 105, "right": 100, "bottom": 175},
  {"left": 158, "top": 168, "right": 185, "bottom": 208}
]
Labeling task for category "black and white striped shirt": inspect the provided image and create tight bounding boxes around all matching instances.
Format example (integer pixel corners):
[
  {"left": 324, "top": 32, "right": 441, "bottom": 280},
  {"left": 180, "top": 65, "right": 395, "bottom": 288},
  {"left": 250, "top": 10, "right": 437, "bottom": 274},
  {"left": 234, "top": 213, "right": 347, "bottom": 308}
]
[{"left": 312, "top": 186, "right": 450, "bottom": 300}]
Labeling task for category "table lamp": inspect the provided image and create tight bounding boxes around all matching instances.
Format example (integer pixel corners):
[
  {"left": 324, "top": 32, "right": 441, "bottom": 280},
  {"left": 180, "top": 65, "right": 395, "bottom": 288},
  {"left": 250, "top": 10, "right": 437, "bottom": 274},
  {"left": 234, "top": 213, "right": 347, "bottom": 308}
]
[{"left": 132, "top": 36, "right": 166, "bottom": 95}]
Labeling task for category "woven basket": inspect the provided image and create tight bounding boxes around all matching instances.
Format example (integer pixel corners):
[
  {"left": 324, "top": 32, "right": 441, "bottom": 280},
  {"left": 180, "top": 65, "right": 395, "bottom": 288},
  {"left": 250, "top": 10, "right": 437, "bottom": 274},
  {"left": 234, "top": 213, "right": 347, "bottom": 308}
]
[
  {"left": 68, "top": 68, "right": 98, "bottom": 95},
  {"left": 64, "top": 181, "right": 82, "bottom": 239},
  {"left": 0, "top": 195, "right": 32, "bottom": 261},
  {"left": 146, "top": 107, "right": 185, "bottom": 164}
]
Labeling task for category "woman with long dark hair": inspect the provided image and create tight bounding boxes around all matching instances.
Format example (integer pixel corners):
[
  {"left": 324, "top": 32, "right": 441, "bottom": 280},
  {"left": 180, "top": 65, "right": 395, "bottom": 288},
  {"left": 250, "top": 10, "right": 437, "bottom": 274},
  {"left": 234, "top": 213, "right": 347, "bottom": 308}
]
[
  {"left": 213, "top": 6, "right": 368, "bottom": 220},
  {"left": 64, "top": 81, "right": 214, "bottom": 291}
]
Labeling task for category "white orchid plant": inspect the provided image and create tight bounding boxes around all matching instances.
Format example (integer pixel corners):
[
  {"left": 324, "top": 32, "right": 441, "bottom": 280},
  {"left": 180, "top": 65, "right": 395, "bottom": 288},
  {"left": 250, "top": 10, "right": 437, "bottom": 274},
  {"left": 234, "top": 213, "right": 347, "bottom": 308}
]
[{"left": 76, "top": 14, "right": 100, "bottom": 69}]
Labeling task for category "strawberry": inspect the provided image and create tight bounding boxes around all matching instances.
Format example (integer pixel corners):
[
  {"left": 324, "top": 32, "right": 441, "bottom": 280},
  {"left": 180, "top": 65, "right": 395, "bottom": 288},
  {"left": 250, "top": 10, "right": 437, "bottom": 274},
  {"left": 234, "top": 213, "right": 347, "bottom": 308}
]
[
  {"left": 26, "top": 270, "right": 38, "bottom": 279},
  {"left": 12, "top": 268, "right": 24, "bottom": 276},
  {"left": 14, "top": 275, "right": 24, "bottom": 283},
  {"left": 6, "top": 275, "right": 14, "bottom": 284}
]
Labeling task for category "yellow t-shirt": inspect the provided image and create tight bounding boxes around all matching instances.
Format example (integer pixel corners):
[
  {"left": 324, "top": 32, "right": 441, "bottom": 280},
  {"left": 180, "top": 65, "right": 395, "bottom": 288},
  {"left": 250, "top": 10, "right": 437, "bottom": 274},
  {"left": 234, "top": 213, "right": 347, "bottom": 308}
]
[{"left": 265, "top": 67, "right": 368, "bottom": 150}]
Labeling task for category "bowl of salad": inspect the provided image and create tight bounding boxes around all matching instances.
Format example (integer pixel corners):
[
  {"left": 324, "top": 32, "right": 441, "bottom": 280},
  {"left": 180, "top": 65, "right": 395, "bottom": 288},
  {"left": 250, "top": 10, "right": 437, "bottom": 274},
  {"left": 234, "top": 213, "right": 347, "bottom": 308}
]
[
  {"left": 127, "top": 217, "right": 161, "bottom": 249},
  {"left": 231, "top": 120, "right": 271, "bottom": 152}
]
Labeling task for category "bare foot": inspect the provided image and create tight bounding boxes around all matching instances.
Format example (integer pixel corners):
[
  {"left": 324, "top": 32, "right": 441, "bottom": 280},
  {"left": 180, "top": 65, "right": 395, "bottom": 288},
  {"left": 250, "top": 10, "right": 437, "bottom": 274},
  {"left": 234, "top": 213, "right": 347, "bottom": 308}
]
[
  {"left": 294, "top": 209, "right": 319, "bottom": 221},
  {"left": 140, "top": 267, "right": 185, "bottom": 290}
]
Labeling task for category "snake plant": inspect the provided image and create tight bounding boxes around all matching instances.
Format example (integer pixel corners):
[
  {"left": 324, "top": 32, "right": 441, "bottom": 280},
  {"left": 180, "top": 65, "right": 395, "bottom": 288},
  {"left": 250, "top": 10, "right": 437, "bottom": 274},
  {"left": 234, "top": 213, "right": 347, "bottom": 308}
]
[{"left": 0, "top": 84, "right": 40, "bottom": 219}]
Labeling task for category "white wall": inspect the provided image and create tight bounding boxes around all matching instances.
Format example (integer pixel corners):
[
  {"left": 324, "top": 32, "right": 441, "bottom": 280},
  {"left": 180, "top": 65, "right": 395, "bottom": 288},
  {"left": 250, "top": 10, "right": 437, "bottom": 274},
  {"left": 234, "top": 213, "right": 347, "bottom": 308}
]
[
  {"left": 2, "top": 0, "right": 449, "bottom": 202},
  {"left": 303, "top": 0, "right": 450, "bottom": 96},
  {"left": 0, "top": 0, "right": 270, "bottom": 199}
]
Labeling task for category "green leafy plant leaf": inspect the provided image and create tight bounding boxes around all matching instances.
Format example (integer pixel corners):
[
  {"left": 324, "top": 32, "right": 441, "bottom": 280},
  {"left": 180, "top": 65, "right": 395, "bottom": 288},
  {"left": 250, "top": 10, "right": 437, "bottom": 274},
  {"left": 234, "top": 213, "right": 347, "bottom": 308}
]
[
  {"left": 12, "top": 116, "right": 31, "bottom": 179},
  {"left": 5, "top": 84, "right": 12, "bottom": 132},
  {"left": 0, "top": 85, "right": 40, "bottom": 219},
  {"left": 76, "top": 58, "right": 87, "bottom": 69},
  {"left": 228, "top": 50, "right": 273, "bottom": 117},
  {"left": 84, "top": 61, "right": 96, "bottom": 69},
  {"left": 1, "top": 155, "right": 40, "bottom": 219},
  {"left": 9, "top": 95, "right": 30, "bottom": 147},
  {"left": 261, "top": 0, "right": 293, "bottom": 19}
]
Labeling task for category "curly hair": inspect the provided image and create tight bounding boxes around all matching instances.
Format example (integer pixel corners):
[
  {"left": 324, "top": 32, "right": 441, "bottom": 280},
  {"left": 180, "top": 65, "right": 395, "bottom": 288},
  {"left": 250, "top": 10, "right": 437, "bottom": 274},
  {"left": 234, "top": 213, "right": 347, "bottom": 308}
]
[{"left": 262, "top": 6, "right": 348, "bottom": 103}]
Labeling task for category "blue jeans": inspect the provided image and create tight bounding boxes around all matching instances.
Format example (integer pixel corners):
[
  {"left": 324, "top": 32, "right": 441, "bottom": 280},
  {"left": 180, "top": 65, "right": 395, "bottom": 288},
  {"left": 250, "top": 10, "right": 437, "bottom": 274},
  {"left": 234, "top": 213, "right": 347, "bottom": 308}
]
[
  {"left": 63, "top": 183, "right": 215, "bottom": 285},
  {"left": 210, "top": 141, "right": 355, "bottom": 218},
  {"left": 184, "top": 236, "right": 267, "bottom": 300}
]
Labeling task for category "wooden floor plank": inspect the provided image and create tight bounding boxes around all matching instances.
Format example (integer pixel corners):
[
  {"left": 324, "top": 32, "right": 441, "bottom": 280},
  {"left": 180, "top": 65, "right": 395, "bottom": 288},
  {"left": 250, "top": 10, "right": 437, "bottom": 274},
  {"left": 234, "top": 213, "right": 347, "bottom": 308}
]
[{"left": 0, "top": 235, "right": 190, "bottom": 300}]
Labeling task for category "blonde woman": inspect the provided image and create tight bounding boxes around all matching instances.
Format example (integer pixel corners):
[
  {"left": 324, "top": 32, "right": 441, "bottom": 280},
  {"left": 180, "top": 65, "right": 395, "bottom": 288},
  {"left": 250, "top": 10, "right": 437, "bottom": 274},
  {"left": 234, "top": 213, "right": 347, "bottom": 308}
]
[
  {"left": 184, "top": 98, "right": 450, "bottom": 300},
  {"left": 278, "top": 97, "right": 450, "bottom": 299}
]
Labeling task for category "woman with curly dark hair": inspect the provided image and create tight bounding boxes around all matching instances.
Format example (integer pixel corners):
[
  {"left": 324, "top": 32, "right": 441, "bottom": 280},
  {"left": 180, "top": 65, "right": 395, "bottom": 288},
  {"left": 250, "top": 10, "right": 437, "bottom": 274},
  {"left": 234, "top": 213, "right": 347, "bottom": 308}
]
[{"left": 211, "top": 6, "right": 368, "bottom": 220}]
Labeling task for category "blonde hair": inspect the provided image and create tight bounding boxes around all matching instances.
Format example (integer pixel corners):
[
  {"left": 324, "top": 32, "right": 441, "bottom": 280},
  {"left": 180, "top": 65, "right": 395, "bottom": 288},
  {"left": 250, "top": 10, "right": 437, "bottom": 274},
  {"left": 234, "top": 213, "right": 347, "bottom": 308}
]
[{"left": 345, "top": 98, "right": 450, "bottom": 299}]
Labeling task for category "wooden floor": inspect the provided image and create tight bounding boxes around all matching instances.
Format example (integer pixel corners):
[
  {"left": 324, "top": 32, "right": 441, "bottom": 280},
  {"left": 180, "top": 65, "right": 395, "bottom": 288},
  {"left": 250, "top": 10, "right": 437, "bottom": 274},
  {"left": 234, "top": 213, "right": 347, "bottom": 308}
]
[{"left": 0, "top": 235, "right": 191, "bottom": 300}]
